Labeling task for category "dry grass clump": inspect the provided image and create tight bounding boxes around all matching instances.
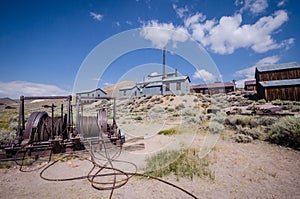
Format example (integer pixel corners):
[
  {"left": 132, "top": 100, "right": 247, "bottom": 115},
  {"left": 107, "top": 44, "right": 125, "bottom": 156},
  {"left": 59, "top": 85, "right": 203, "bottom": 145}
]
[
  {"left": 158, "top": 128, "right": 181, "bottom": 135},
  {"left": 0, "top": 112, "right": 17, "bottom": 145},
  {"left": 145, "top": 148, "right": 214, "bottom": 181}
]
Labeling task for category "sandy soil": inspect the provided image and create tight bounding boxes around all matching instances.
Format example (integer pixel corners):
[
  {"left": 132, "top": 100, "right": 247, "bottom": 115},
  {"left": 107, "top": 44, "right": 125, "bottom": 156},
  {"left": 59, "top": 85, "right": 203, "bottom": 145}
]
[
  {"left": 1, "top": 133, "right": 299, "bottom": 199},
  {"left": 1, "top": 95, "right": 299, "bottom": 198}
]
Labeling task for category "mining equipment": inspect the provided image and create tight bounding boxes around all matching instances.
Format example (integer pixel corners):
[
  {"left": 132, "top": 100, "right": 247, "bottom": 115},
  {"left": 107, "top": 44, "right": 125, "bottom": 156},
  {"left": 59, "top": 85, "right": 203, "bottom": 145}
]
[{"left": 0, "top": 95, "right": 125, "bottom": 160}]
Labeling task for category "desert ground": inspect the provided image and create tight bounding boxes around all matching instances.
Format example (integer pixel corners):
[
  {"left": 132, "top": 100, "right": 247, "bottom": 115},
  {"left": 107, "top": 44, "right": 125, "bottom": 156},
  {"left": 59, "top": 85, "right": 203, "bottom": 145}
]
[
  {"left": 0, "top": 93, "right": 300, "bottom": 199},
  {"left": 0, "top": 134, "right": 299, "bottom": 199}
]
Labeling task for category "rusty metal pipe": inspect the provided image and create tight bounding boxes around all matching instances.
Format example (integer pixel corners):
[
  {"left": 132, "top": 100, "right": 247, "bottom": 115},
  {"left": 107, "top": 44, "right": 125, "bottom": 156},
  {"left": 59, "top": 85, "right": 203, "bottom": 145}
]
[{"left": 23, "top": 96, "right": 71, "bottom": 100}]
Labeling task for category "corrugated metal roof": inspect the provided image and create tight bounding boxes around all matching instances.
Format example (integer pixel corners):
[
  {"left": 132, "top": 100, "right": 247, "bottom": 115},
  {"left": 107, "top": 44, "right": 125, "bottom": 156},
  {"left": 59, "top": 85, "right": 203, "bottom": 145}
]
[
  {"left": 244, "top": 80, "right": 256, "bottom": 85},
  {"left": 191, "top": 82, "right": 235, "bottom": 89},
  {"left": 163, "top": 76, "right": 190, "bottom": 82},
  {"left": 256, "top": 62, "right": 299, "bottom": 72},
  {"left": 259, "top": 78, "right": 300, "bottom": 87},
  {"left": 140, "top": 75, "right": 189, "bottom": 85}
]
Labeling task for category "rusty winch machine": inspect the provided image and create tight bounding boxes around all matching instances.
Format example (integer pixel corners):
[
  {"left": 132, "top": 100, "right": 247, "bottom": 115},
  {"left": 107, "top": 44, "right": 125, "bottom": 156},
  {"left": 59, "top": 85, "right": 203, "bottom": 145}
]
[{"left": 3, "top": 95, "right": 124, "bottom": 159}]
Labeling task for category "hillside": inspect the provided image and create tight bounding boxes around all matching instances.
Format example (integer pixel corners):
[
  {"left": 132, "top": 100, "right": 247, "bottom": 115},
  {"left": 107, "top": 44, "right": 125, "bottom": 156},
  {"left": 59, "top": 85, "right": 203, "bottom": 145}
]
[
  {"left": 101, "top": 80, "right": 136, "bottom": 98},
  {"left": 0, "top": 98, "right": 17, "bottom": 105}
]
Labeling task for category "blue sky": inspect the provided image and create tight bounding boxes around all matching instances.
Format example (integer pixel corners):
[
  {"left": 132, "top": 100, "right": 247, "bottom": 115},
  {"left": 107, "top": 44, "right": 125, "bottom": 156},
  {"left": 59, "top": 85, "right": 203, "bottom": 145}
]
[{"left": 0, "top": 0, "right": 299, "bottom": 98}]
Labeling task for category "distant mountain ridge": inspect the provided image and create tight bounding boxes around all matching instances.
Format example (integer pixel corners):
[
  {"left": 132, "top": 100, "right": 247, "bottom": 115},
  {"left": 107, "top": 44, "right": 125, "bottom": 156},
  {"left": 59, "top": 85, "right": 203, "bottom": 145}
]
[{"left": 0, "top": 97, "right": 17, "bottom": 105}]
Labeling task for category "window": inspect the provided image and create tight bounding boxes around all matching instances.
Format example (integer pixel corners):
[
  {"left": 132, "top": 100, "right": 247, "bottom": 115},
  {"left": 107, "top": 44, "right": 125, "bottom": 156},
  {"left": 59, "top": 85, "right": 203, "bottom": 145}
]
[
  {"left": 123, "top": 90, "right": 126, "bottom": 96},
  {"left": 176, "top": 82, "right": 181, "bottom": 90},
  {"left": 165, "top": 83, "right": 170, "bottom": 91}
]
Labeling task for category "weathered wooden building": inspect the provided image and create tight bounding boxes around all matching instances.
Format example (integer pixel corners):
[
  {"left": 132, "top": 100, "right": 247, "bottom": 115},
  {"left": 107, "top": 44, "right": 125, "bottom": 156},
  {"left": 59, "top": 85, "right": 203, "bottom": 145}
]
[
  {"left": 119, "top": 85, "right": 141, "bottom": 98},
  {"left": 119, "top": 71, "right": 191, "bottom": 98},
  {"left": 76, "top": 88, "right": 107, "bottom": 103},
  {"left": 191, "top": 81, "right": 235, "bottom": 95},
  {"left": 244, "top": 80, "right": 256, "bottom": 91},
  {"left": 119, "top": 48, "right": 191, "bottom": 98},
  {"left": 258, "top": 79, "right": 300, "bottom": 101},
  {"left": 255, "top": 62, "right": 300, "bottom": 101}
]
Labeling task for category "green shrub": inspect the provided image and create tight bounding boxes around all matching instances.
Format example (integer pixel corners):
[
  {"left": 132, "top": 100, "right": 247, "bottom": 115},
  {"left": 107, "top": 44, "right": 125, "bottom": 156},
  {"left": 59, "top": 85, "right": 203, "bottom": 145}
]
[
  {"left": 0, "top": 161, "right": 13, "bottom": 169},
  {"left": 134, "top": 116, "right": 143, "bottom": 121},
  {"left": 145, "top": 96, "right": 152, "bottom": 100},
  {"left": 175, "top": 103, "right": 185, "bottom": 110},
  {"left": 237, "top": 127, "right": 263, "bottom": 140},
  {"left": 268, "top": 116, "right": 300, "bottom": 149},
  {"left": 282, "top": 101, "right": 293, "bottom": 106},
  {"left": 258, "top": 99, "right": 266, "bottom": 104},
  {"left": 282, "top": 104, "right": 293, "bottom": 110},
  {"left": 235, "top": 134, "right": 253, "bottom": 143},
  {"left": 208, "top": 121, "right": 224, "bottom": 133},
  {"left": 210, "top": 111, "right": 227, "bottom": 124},
  {"left": 272, "top": 100, "right": 282, "bottom": 106},
  {"left": 291, "top": 105, "right": 300, "bottom": 112},
  {"left": 167, "top": 107, "right": 175, "bottom": 112},
  {"left": 258, "top": 117, "right": 277, "bottom": 126},
  {"left": 153, "top": 108, "right": 164, "bottom": 113},
  {"left": 187, "top": 117, "right": 200, "bottom": 124},
  {"left": 0, "top": 129, "right": 15, "bottom": 144},
  {"left": 236, "top": 116, "right": 253, "bottom": 127}
]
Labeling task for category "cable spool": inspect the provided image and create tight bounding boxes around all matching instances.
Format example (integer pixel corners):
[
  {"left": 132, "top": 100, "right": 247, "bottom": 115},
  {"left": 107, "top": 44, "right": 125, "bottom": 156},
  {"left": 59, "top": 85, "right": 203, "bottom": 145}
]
[
  {"left": 24, "top": 112, "right": 67, "bottom": 143},
  {"left": 97, "top": 109, "right": 107, "bottom": 135},
  {"left": 78, "top": 116, "right": 101, "bottom": 138},
  {"left": 24, "top": 112, "right": 48, "bottom": 143}
]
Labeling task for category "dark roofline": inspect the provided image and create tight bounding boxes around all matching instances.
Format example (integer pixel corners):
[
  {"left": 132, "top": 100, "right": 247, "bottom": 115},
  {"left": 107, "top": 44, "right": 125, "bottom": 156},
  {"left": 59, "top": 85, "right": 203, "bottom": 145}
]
[
  {"left": 76, "top": 88, "right": 107, "bottom": 95},
  {"left": 244, "top": 80, "right": 256, "bottom": 85},
  {"left": 259, "top": 78, "right": 300, "bottom": 87},
  {"left": 191, "top": 82, "right": 235, "bottom": 89}
]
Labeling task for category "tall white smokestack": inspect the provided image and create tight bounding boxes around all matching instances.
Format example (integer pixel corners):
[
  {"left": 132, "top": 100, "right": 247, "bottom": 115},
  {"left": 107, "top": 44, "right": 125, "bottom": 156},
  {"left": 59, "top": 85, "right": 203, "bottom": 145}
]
[{"left": 162, "top": 47, "right": 166, "bottom": 79}]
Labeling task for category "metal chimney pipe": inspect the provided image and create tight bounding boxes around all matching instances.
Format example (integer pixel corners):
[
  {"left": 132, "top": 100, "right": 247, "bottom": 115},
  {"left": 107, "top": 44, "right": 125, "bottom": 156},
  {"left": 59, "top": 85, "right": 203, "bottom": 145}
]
[{"left": 163, "top": 47, "right": 166, "bottom": 79}]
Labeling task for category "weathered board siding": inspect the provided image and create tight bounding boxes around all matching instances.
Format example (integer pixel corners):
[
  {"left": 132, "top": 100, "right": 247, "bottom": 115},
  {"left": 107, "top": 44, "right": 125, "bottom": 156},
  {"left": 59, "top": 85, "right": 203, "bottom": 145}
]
[
  {"left": 258, "top": 85, "right": 300, "bottom": 101},
  {"left": 245, "top": 85, "right": 256, "bottom": 91},
  {"left": 256, "top": 68, "right": 300, "bottom": 82}
]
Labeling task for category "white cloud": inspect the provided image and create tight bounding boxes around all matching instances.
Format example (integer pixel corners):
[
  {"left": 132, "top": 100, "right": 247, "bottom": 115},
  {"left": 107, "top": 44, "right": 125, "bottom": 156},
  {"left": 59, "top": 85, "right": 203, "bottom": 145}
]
[
  {"left": 256, "top": 55, "right": 280, "bottom": 65},
  {"left": 240, "top": 0, "right": 269, "bottom": 15},
  {"left": 184, "top": 12, "right": 206, "bottom": 27},
  {"left": 103, "top": 82, "right": 113, "bottom": 86},
  {"left": 172, "top": 4, "right": 189, "bottom": 18},
  {"left": 126, "top": 20, "right": 133, "bottom": 25},
  {"left": 0, "top": 81, "right": 69, "bottom": 99},
  {"left": 90, "top": 12, "right": 103, "bottom": 21},
  {"left": 234, "top": 56, "right": 280, "bottom": 87},
  {"left": 186, "top": 10, "right": 293, "bottom": 54},
  {"left": 277, "top": 0, "right": 287, "bottom": 7},
  {"left": 140, "top": 20, "right": 189, "bottom": 48},
  {"left": 192, "top": 69, "right": 217, "bottom": 83},
  {"left": 234, "top": 0, "right": 244, "bottom": 6}
]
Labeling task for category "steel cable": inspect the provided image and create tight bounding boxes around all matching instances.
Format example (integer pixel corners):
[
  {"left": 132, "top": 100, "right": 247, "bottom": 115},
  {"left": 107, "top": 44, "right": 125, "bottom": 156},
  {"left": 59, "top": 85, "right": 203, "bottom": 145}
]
[
  {"left": 38, "top": 152, "right": 198, "bottom": 199},
  {"left": 16, "top": 112, "right": 199, "bottom": 198}
]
